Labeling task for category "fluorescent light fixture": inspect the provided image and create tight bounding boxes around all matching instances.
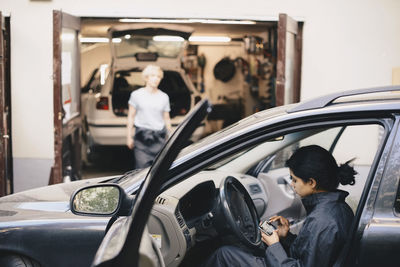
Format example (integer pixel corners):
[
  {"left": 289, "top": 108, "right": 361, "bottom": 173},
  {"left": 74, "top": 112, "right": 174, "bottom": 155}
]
[
  {"left": 153, "top": 35, "right": 184, "bottom": 42},
  {"left": 119, "top": 18, "right": 256, "bottom": 25},
  {"left": 200, "top": 19, "right": 256, "bottom": 25},
  {"left": 120, "top": 18, "right": 193, "bottom": 23},
  {"left": 80, "top": 37, "right": 121, "bottom": 43},
  {"left": 80, "top": 37, "right": 109, "bottom": 43},
  {"left": 189, "top": 36, "right": 231, "bottom": 42}
]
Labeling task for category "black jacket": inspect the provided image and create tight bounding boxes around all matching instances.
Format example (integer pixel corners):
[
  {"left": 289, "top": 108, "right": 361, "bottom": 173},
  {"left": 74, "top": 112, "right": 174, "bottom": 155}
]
[{"left": 265, "top": 190, "right": 354, "bottom": 267}]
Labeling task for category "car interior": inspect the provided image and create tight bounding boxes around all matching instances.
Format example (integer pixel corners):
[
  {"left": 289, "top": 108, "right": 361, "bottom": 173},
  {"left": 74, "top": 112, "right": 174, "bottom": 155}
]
[
  {"left": 142, "top": 122, "right": 384, "bottom": 267},
  {"left": 111, "top": 70, "right": 191, "bottom": 118}
]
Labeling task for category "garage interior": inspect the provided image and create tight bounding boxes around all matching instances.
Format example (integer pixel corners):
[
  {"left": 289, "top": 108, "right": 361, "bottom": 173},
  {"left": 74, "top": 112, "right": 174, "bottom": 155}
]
[
  {"left": 77, "top": 17, "right": 296, "bottom": 179},
  {"left": 80, "top": 18, "right": 278, "bottom": 123},
  {"left": 1, "top": 13, "right": 302, "bottom": 193}
]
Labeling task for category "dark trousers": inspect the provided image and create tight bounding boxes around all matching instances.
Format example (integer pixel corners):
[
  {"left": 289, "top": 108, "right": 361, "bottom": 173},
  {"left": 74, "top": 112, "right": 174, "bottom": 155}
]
[
  {"left": 133, "top": 127, "right": 167, "bottom": 169},
  {"left": 202, "top": 246, "right": 267, "bottom": 267}
]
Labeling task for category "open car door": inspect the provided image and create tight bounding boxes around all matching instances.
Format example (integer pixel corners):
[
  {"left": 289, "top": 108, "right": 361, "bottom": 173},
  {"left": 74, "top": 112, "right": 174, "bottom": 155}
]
[{"left": 92, "top": 99, "right": 211, "bottom": 267}]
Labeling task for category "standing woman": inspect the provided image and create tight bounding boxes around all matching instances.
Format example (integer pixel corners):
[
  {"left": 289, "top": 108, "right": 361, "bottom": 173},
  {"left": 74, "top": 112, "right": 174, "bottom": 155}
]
[{"left": 126, "top": 65, "right": 172, "bottom": 169}]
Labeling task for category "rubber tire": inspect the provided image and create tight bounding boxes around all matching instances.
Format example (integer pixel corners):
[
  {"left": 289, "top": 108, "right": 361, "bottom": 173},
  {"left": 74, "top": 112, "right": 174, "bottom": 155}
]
[{"left": 0, "top": 254, "right": 41, "bottom": 267}]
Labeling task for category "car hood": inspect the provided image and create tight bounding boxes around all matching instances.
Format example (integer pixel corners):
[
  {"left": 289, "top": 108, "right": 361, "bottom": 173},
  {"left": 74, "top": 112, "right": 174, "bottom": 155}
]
[{"left": 0, "top": 176, "right": 116, "bottom": 221}]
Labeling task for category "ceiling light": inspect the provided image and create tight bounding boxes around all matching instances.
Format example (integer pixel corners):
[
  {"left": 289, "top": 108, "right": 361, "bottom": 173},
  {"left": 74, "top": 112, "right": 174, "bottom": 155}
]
[
  {"left": 200, "top": 19, "right": 256, "bottom": 25},
  {"left": 124, "top": 34, "right": 131, "bottom": 39},
  {"left": 119, "top": 18, "right": 256, "bottom": 25},
  {"left": 189, "top": 36, "right": 231, "bottom": 43},
  {"left": 80, "top": 37, "right": 109, "bottom": 43},
  {"left": 119, "top": 18, "right": 193, "bottom": 23},
  {"left": 153, "top": 35, "right": 184, "bottom": 42}
]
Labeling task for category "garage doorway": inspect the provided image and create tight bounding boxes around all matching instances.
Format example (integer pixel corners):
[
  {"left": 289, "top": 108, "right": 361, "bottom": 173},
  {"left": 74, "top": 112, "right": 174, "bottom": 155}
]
[
  {"left": 80, "top": 15, "right": 302, "bottom": 111},
  {"left": 0, "top": 12, "right": 12, "bottom": 196},
  {"left": 53, "top": 14, "right": 303, "bottom": 180}
]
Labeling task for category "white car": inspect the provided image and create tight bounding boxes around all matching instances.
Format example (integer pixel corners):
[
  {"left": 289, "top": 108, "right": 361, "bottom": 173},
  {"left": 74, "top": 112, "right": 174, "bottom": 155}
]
[{"left": 82, "top": 24, "right": 204, "bottom": 163}]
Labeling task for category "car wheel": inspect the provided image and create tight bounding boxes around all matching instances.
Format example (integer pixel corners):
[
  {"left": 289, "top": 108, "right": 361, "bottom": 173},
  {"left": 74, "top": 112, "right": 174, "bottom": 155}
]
[{"left": 0, "top": 254, "right": 40, "bottom": 267}]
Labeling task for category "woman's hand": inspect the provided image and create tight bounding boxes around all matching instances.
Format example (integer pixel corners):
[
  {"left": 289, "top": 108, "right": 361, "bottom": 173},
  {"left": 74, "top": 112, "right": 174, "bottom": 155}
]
[
  {"left": 127, "top": 138, "right": 134, "bottom": 150},
  {"left": 261, "top": 230, "right": 279, "bottom": 246},
  {"left": 268, "top": 215, "right": 290, "bottom": 238}
]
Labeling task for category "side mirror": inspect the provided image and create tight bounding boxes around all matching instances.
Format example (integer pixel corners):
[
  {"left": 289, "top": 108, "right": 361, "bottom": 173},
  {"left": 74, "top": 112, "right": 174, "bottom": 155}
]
[{"left": 70, "top": 184, "right": 126, "bottom": 216}]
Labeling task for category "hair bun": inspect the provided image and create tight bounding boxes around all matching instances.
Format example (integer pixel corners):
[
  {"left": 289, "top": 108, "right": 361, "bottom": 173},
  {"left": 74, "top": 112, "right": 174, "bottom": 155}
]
[{"left": 338, "top": 159, "right": 357, "bottom": 186}]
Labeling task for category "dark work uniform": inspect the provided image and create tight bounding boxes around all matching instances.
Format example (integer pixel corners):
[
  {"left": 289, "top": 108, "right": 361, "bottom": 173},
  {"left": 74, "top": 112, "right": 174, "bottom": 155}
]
[
  {"left": 134, "top": 126, "right": 167, "bottom": 169},
  {"left": 203, "top": 190, "right": 354, "bottom": 267}
]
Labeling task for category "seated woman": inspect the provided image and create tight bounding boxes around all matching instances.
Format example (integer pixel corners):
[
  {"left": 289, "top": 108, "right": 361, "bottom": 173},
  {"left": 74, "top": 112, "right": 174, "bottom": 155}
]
[{"left": 203, "top": 145, "right": 357, "bottom": 267}]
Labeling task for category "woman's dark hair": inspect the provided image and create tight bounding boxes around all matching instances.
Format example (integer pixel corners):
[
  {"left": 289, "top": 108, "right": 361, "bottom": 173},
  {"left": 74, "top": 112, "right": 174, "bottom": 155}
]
[{"left": 286, "top": 145, "right": 357, "bottom": 191}]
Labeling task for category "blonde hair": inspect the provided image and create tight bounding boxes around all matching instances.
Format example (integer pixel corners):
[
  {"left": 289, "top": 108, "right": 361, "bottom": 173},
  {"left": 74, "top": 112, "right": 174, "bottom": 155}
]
[{"left": 142, "top": 65, "right": 164, "bottom": 80}]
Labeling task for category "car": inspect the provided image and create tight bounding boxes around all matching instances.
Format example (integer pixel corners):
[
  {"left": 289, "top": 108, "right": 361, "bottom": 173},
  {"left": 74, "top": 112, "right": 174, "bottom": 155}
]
[
  {"left": 82, "top": 24, "right": 205, "bottom": 164},
  {"left": 1, "top": 86, "right": 400, "bottom": 267}
]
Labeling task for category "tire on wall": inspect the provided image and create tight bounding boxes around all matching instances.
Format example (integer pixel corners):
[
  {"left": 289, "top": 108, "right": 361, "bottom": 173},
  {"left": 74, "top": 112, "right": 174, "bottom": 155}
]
[{"left": 0, "top": 254, "right": 41, "bottom": 267}]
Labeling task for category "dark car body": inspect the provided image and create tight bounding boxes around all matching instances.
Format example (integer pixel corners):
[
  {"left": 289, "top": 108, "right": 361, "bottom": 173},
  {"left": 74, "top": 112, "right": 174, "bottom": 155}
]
[
  {"left": 1, "top": 86, "right": 400, "bottom": 267},
  {"left": 0, "top": 174, "right": 145, "bottom": 267}
]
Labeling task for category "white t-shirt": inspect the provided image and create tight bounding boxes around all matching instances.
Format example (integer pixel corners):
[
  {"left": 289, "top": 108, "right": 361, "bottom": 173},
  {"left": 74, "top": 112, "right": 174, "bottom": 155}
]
[{"left": 128, "top": 87, "right": 171, "bottom": 131}]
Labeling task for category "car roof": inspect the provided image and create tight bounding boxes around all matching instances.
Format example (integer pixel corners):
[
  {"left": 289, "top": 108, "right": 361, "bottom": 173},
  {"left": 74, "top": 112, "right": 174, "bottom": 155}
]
[
  {"left": 288, "top": 85, "right": 400, "bottom": 113},
  {"left": 175, "top": 85, "right": 400, "bottom": 166}
]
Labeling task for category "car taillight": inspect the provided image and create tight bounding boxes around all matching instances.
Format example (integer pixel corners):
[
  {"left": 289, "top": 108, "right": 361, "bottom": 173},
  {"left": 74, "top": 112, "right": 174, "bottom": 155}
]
[
  {"left": 179, "top": 108, "right": 188, "bottom": 115},
  {"left": 96, "top": 97, "right": 109, "bottom": 110}
]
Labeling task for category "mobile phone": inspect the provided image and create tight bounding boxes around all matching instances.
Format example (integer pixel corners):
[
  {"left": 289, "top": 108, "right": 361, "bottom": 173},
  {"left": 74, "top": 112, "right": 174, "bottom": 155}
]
[{"left": 259, "top": 221, "right": 276, "bottom": 236}]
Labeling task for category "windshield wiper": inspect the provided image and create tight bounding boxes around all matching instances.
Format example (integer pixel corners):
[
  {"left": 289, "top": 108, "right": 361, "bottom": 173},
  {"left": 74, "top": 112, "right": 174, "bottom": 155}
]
[{"left": 110, "top": 168, "right": 144, "bottom": 183}]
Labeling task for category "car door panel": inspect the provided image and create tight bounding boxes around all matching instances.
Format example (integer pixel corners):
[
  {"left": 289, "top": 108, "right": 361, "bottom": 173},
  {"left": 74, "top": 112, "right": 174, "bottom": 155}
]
[{"left": 353, "top": 117, "right": 400, "bottom": 266}]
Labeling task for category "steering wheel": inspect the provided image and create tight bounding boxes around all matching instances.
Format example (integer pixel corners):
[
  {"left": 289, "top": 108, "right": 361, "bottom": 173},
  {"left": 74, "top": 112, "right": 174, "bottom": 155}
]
[{"left": 218, "top": 176, "right": 261, "bottom": 248}]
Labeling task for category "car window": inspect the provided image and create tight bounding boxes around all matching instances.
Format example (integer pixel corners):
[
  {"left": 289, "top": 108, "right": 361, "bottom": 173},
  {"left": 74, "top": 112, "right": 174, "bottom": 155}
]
[
  {"left": 333, "top": 124, "right": 383, "bottom": 211},
  {"left": 270, "top": 127, "right": 344, "bottom": 170},
  {"left": 213, "top": 123, "right": 384, "bottom": 213},
  {"left": 112, "top": 70, "right": 191, "bottom": 118},
  {"left": 266, "top": 124, "right": 383, "bottom": 212}
]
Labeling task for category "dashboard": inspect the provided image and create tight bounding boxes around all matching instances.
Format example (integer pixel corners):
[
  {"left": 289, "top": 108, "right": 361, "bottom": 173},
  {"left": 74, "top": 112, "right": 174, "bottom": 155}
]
[
  {"left": 179, "top": 181, "right": 217, "bottom": 228},
  {"left": 147, "top": 170, "right": 268, "bottom": 267}
]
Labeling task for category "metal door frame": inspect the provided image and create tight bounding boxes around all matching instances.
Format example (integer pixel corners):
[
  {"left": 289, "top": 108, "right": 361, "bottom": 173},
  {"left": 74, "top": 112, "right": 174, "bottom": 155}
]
[
  {"left": 50, "top": 10, "right": 81, "bottom": 185},
  {"left": 0, "top": 12, "right": 12, "bottom": 196},
  {"left": 276, "top": 13, "right": 303, "bottom": 106}
]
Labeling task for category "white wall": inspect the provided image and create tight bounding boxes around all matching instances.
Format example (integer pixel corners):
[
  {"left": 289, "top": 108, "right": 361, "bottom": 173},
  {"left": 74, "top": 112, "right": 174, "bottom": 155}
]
[
  {"left": 81, "top": 43, "right": 110, "bottom": 86},
  {"left": 2, "top": 0, "right": 400, "bottom": 191}
]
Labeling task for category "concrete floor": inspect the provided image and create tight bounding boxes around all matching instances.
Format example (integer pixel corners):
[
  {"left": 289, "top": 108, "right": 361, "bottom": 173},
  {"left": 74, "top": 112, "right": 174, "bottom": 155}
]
[{"left": 81, "top": 146, "right": 134, "bottom": 179}]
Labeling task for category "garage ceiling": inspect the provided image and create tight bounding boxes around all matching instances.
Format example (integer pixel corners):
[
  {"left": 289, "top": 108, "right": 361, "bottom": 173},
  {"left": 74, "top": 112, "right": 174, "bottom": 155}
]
[{"left": 80, "top": 18, "right": 276, "bottom": 38}]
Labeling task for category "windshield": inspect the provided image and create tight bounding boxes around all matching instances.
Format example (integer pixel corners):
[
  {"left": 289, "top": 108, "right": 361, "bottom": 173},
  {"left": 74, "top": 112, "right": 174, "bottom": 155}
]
[
  {"left": 113, "top": 36, "right": 185, "bottom": 58},
  {"left": 175, "top": 105, "right": 290, "bottom": 161}
]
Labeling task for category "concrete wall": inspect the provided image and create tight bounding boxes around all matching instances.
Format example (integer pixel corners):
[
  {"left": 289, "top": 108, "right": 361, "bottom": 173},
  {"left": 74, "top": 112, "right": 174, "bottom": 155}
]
[{"left": 2, "top": 0, "right": 400, "bottom": 191}]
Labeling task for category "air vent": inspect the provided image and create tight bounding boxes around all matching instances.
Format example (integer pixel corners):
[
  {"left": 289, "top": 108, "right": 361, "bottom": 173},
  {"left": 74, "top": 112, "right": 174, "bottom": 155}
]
[
  {"left": 155, "top": 196, "right": 168, "bottom": 205},
  {"left": 249, "top": 184, "right": 262, "bottom": 194},
  {"left": 175, "top": 209, "right": 186, "bottom": 228}
]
